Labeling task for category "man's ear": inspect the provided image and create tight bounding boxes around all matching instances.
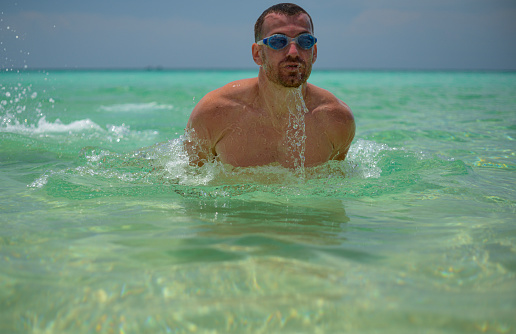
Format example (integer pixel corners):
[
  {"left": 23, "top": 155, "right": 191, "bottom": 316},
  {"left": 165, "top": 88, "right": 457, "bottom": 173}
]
[
  {"left": 252, "top": 43, "right": 263, "bottom": 66},
  {"left": 312, "top": 44, "right": 317, "bottom": 64}
]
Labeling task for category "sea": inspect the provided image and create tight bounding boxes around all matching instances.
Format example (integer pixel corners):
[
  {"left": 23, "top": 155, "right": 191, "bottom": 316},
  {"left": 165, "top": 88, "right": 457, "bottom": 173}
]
[{"left": 1, "top": 69, "right": 515, "bottom": 333}]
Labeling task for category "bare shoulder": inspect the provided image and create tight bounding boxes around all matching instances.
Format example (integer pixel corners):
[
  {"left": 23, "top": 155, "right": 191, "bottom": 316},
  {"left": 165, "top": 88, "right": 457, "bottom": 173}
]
[
  {"left": 187, "top": 79, "right": 257, "bottom": 139},
  {"left": 307, "top": 83, "right": 354, "bottom": 126},
  {"left": 307, "top": 83, "right": 356, "bottom": 158},
  {"left": 187, "top": 78, "right": 257, "bottom": 128}
]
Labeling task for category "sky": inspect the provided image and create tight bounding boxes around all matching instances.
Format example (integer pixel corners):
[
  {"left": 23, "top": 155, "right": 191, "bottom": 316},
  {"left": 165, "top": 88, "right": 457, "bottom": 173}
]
[{"left": 1, "top": 0, "right": 516, "bottom": 70}]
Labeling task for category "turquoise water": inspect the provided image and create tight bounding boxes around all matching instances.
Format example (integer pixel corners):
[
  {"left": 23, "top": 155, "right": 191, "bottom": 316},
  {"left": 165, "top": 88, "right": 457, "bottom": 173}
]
[{"left": 1, "top": 70, "right": 515, "bottom": 333}]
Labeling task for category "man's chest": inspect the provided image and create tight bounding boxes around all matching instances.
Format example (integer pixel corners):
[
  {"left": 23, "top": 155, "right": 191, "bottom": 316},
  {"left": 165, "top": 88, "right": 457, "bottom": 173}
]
[{"left": 214, "top": 120, "right": 333, "bottom": 168}]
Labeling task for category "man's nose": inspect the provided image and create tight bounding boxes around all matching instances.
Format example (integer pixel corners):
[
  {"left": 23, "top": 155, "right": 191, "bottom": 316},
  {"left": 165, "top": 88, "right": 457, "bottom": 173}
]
[{"left": 286, "top": 41, "right": 300, "bottom": 55}]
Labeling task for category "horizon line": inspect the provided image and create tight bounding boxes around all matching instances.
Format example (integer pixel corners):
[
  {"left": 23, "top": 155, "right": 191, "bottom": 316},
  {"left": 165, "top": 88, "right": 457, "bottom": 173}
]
[{"left": 3, "top": 66, "right": 516, "bottom": 73}]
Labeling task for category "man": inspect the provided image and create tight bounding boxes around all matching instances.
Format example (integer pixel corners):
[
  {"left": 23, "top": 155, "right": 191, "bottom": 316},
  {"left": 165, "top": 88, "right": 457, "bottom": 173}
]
[{"left": 185, "top": 3, "right": 355, "bottom": 168}]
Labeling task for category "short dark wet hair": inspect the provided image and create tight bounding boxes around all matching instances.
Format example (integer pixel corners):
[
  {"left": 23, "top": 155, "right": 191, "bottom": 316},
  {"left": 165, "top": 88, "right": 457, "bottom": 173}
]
[{"left": 254, "top": 3, "right": 314, "bottom": 42}]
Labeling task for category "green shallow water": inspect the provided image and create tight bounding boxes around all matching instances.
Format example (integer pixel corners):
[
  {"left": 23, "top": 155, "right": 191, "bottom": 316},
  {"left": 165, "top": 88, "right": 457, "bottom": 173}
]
[{"left": 1, "top": 70, "right": 515, "bottom": 333}]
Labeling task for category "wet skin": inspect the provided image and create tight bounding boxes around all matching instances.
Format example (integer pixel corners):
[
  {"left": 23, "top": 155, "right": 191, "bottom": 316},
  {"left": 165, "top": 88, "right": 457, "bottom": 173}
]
[{"left": 186, "top": 13, "right": 355, "bottom": 168}]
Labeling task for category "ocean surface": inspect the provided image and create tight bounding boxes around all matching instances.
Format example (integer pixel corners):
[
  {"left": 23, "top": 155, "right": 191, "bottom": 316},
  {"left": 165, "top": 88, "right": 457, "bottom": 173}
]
[{"left": 1, "top": 69, "right": 515, "bottom": 333}]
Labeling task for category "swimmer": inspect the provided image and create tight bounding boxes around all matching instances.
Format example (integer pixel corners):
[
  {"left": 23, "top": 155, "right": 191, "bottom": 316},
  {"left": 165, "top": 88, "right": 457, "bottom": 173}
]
[{"left": 185, "top": 3, "right": 355, "bottom": 168}]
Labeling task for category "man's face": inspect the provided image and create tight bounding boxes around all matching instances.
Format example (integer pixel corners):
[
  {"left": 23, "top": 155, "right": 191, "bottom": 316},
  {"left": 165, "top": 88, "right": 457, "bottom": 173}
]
[{"left": 256, "top": 13, "right": 317, "bottom": 88}]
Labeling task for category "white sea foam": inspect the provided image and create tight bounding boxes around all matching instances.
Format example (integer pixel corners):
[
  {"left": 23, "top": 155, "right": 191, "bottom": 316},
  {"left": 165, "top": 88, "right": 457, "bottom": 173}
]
[
  {"left": 2, "top": 116, "right": 160, "bottom": 145},
  {"left": 2, "top": 116, "right": 103, "bottom": 134},
  {"left": 99, "top": 102, "right": 174, "bottom": 113},
  {"left": 28, "top": 165, "right": 141, "bottom": 189}
]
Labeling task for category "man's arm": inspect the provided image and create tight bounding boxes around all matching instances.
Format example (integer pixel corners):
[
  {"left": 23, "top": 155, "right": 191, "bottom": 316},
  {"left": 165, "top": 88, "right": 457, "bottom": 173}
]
[
  {"left": 327, "top": 100, "right": 356, "bottom": 161},
  {"left": 184, "top": 86, "right": 238, "bottom": 166},
  {"left": 184, "top": 94, "right": 218, "bottom": 167},
  {"left": 183, "top": 128, "right": 214, "bottom": 167}
]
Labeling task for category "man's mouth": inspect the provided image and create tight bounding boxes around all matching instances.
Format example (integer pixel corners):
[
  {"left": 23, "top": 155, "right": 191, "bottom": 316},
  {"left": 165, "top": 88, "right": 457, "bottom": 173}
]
[{"left": 282, "top": 63, "right": 302, "bottom": 70}]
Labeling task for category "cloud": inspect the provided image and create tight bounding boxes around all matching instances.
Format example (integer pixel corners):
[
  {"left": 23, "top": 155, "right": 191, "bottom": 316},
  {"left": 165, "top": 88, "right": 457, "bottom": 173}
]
[
  {"left": 2, "top": 1, "right": 515, "bottom": 70},
  {"left": 3, "top": 10, "right": 253, "bottom": 68},
  {"left": 317, "top": 5, "right": 516, "bottom": 69},
  {"left": 346, "top": 9, "right": 421, "bottom": 35}
]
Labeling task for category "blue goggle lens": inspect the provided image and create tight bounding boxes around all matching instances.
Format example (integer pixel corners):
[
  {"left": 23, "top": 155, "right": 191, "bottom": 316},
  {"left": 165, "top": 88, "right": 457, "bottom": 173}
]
[{"left": 263, "top": 34, "right": 317, "bottom": 50}]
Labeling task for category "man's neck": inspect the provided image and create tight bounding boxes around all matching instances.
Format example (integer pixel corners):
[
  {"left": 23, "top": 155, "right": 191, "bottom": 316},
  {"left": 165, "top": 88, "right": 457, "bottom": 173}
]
[{"left": 257, "top": 68, "right": 308, "bottom": 120}]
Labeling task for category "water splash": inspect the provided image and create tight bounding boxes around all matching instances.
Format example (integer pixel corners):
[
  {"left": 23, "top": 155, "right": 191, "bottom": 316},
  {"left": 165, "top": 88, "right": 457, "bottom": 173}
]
[
  {"left": 0, "top": 11, "right": 30, "bottom": 71},
  {"left": 28, "top": 136, "right": 412, "bottom": 202},
  {"left": 1, "top": 82, "right": 44, "bottom": 128},
  {"left": 346, "top": 139, "right": 395, "bottom": 179},
  {"left": 285, "top": 88, "right": 309, "bottom": 174}
]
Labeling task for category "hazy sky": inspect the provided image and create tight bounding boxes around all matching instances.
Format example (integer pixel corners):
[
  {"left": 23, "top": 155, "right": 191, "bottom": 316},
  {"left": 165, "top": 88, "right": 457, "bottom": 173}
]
[{"left": 2, "top": 0, "right": 516, "bottom": 70}]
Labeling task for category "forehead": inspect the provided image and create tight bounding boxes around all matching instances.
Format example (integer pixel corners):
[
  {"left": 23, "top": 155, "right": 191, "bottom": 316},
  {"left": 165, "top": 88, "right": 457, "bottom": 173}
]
[{"left": 261, "top": 13, "right": 313, "bottom": 37}]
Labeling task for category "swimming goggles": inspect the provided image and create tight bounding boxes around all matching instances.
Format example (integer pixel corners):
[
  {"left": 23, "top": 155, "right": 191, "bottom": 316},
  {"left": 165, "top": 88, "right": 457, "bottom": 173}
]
[{"left": 257, "top": 33, "right": 317, "bottom": 50}]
